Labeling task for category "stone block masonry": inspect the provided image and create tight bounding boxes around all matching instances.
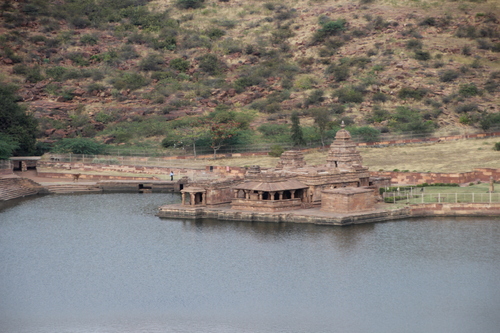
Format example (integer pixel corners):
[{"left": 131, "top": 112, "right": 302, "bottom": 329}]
[{"left": 371, "top": 168, "right": 500, "bottom": 185}]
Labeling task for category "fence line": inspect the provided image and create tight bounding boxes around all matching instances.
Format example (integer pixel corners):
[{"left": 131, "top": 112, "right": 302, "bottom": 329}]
[
  {"left": 383, "top": 191, "right": 500, "bottom": 204},
  {"left": 100, "top": 127, "right": 500, "bottom": 157}
]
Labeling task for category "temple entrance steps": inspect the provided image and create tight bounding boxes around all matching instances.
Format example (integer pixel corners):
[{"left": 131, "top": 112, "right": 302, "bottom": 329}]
[
  {"left": 0, "top": 177, "right": 41, "bottom": 201},
  {"left": 44, "top": 183, "right": 103, "bottom": 194}
]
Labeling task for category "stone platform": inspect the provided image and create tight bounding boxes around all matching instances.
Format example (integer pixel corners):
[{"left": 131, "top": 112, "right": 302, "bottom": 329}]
[{"left": 157, "top": 204, "right": 411, "bottom": 226}]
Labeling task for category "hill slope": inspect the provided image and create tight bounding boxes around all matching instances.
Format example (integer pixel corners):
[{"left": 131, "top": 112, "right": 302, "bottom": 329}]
[{"left": 1, "top": 0, "right": 499, "bottom": 150}]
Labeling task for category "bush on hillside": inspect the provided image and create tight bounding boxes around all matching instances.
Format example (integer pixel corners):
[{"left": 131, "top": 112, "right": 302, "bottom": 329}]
[
  {"left": 334, "top": 87, "right": 364, "bottom": 103},
  {"left": 176, "top": 0, "right": 204, "bottom": 9},
  {"left": 52, "top": 138, "right": 105, "bottom": 155},
  {"left": 439, "top": 70, "right": 460, "bottom": 82},
  {"left": 398, "top": 87, "right": 428, "bottom": 100},
  {"left": 458, "top": 83, "right": 479, "bottom": 97}
]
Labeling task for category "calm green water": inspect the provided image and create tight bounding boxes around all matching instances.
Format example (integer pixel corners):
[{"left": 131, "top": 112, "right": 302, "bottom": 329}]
[{"left": 1, "top": 193, "right": 499, "bottom": 333}]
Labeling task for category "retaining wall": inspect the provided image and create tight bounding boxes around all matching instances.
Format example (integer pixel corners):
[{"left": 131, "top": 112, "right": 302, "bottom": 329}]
[
  {"left": 371, "top": 168, "right": 500, "bottom": 185},
  {"left": 410, "top": 203, "right": 500, "bottom": 217}
]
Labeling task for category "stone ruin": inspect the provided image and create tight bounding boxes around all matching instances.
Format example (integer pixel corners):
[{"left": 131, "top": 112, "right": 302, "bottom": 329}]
[{"left": 181, "top": 125, "right": 391, "bottom": 214}]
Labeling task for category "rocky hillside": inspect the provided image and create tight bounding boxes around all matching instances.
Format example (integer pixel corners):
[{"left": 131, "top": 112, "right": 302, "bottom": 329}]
[{"left": 1, "top": 0, "right": 499, "bottom": 149}]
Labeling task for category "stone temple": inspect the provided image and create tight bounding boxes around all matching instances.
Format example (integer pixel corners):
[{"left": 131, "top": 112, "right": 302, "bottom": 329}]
[{"left": 178, "top": 123, "right": 390, "bottom": 214}]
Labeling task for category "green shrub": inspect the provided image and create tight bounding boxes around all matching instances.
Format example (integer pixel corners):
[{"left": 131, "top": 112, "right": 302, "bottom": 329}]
[
  {"left": 455, "top": 103, "right": 478, "bottom": 113},
  {"left": 198, "top": 54, "right": 223, "bottom": 75},
  {"left": 176, "top": 0, "right": 204, "bottom": 9},
  {"left": 455, "top": 25, "right": 476, "bottom": 38},
  {"left": 66, "top": 52, "right": 90, "bottom": 66},
  {"left": 330, "top": 104, "right": 345, "bottom": 115},
  {"left": 480, "top": 113, "right": 500, "bottom": 130},
  {"left": 218, "top": 38, "right": 243, "bottom": 54},
  {"left": 326, "top": 64, "right": 350, "bottom": 82},
  {"left": 234, "top": 76, "right": 263, "bottom": 92},
  {"left": 139, "top": 53, "right": 164, "bottom": 71},
  {"left": 334, "top": 87, "right": 364, "bottom": 103},
  {"left": 70, "top": 16, "right": 91, "bottom": 29},
  {"left": 86, "top": 83, "right": 106, "bottom": 93},
  {"left": 205, "top": 27, "right": 226, "bottom": 40},
  {"left": 350, "top": 126, "right": 380, "bottom": 142},
  {"left": 419, "top": 17, "right": 437, "bottom": 26},
  {"left": 268, "top": 144, "right": 285, "bottom": 157},
  {"left": 12, "top": 64, "right": 29, "bottom": 76},
  {"left": 110, "top": 72, "right": 149, "bottom": 90},
  {"left": 413, "top": 50, "right": 431, "bottom": 61},
  {"left": 170, "top": 58, "right": 190, "bottom": 72},
  {"left": 459, "top": 115, "right": 471, "bottom": 125},
  {"left": 52, "top": 138, "right": 105, "bottom": 155},
  {"left": 25, "top": 66, "right": 44, "bottom": 83},
  {"left": 398, "top": 87, "right": 428, "bottom": 100},
  {"left": 80, "top": 34, "right": 98, "bottom": 45},
  {"left": 46, "top": 66, "right": 67, "bottom": 81},
  {"left": 494, "top": 142, "right": 500, "bottom": 151},
  {"left": 294, "top": 75, "right": 318, "bottom": 90},
  {"left": 390, "top": 106, "right": 435, "bottom": 134},
  {"left": 372, "top": 92, "right": 388, "bottom": 103},
  {"left": 406, "top": 39, "right": 423, "bottom": 50},
  {"left": 439, "top": 70, "right": 460, "bottom": 82},
  {"left": 458, "top": 83, "right": 479, "bottom": 97},
  {"left": 369, "top": 16, "right": 390, "bottom": 30},
  {"left": 258, "top": 123, "right": 289, "bottom": 138},
  {"left": 312, "top": 19, "right": 347, "bottom": 43},
  {"left": 367, "top": 105, "right": 390, "bottom": 123},
  {"left": 303, "top": 89, "right": 325, "bottom": 107}
]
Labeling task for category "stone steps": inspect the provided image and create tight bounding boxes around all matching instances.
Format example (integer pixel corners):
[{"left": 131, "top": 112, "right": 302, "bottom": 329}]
[
  {"left": 0, "top": 178, "right": 41, "bottom": 201},
  {"left": 44, "top": 183, "right": 103, "bottom": 194}
]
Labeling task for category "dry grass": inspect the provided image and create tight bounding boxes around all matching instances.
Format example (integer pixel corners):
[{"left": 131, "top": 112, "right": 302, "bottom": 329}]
[
  {"left": 176, "top": 137, "right": 500, "bottom": 173},
  {"left": 358, "top": 137, "right": 500, "bottom": 173}
]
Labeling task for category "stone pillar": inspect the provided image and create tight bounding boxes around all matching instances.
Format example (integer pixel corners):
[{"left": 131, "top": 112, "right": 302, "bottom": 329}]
[
  {"left": 258, "top": 191, "right": 263, "bottom": 200},
  {"left": 290, "top": 190, "right": 296, "bottom": 199},
  {"left": 245, "top": 190, "right": 250, "bottom": 200},
  {"left": 181, "top": 192, "right": 186, "bottom": 205},
  {"left": 233, "top": 189, "right": 239, "bottom": 198},
  {"left": 278, "top": 191, "right": 283, "bottom": 200},
  {"left": 270, "top": 192, "right": 275, "bottom": 201},
  {"left": 190, "top": 193, "right": 195, "bottom": 206}
]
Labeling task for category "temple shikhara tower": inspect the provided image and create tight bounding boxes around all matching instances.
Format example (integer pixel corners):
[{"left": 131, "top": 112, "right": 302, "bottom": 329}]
[{"left": 179, "top": 124, "right": 390, "bottom": 214}]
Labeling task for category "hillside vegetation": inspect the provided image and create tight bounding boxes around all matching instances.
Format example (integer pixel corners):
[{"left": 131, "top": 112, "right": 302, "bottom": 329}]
[{"left": 0, "top": 0, "right": 499, "bottom": 156}]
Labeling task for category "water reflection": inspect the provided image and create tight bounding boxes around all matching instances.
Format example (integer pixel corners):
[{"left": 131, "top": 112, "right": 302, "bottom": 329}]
[{"left": 1, "top": 193, "right": 499, "bottom": 333}]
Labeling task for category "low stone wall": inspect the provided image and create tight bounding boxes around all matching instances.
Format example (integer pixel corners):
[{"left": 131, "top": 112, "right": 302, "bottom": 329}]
[
  {"left": 37, "top": 161, "right": 247, "bottom": 180},
  {"left": 38, "top": 172, "right": 158, "bottom": 181},
  {"left": 371, "top": 168, "right": 500, "bottom": 185},
  {"left": 410, "top": 203, "right": 500, "bottom": 217}
]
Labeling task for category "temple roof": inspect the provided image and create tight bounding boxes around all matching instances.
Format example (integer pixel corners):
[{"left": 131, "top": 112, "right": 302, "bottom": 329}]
[{"left": 233, "top": 179, "right": 308, "bottom": 192}]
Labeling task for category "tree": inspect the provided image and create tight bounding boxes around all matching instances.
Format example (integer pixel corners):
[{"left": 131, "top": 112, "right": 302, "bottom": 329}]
[
  {"left": 0, "top": 83, "right": 38, "bottom": 157},
  {"left": 290, "top": 111, "right": 305, "bottom": 147},
  {"left": 207, "top": 120, "right": 239, "bottom": 159},
  {"left": 161, "top": 117, "right": 208, "bottom": 158},
  {"left": 311, "top": 107, "right": 332, "bottom": 148},
  {"left": 0, "top": 133, "right": 19, "bottom": 160},
  {"left": 52, "top": 138, "right": 105, "bottom": 155}
]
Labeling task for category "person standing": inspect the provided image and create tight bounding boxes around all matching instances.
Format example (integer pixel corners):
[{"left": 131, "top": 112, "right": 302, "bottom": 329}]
[{"left": 170, "top": 171, "right": 174, "bottom": 181}]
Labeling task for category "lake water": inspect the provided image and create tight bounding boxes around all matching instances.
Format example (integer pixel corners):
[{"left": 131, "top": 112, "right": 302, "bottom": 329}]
[{"left": 1, "top": 193, "right": 499, "bottom": 333}]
